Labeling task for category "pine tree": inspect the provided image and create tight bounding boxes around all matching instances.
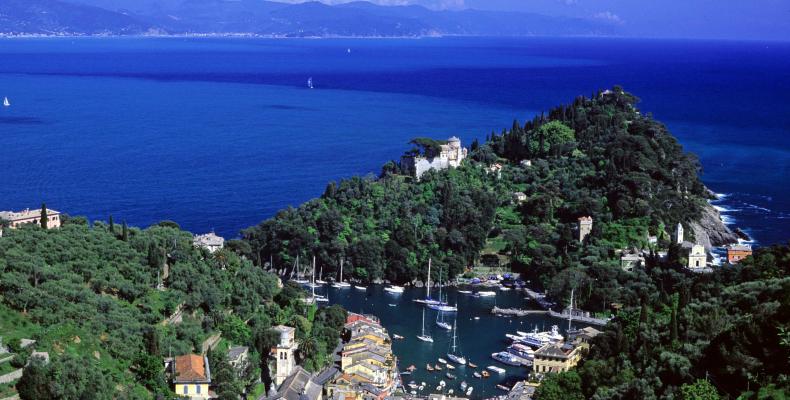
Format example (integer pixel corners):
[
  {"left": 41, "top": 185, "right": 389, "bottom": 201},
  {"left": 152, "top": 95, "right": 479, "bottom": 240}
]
[
  {"left": 109, "top": 215, "right": 115, "bottom": 234},
  {"left": 40, "top": 203, "right": 48, "bottom": 229},
  {"left": 122, "top": 221, "right": 128, "bottom": 241}
]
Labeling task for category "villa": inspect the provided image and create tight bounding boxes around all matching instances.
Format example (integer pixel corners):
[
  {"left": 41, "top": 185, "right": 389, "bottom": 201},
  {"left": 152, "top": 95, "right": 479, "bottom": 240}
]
[
  {"left": 727, "top": 244, "right": 753, "bottom": 264},
  {"left": 0, "top": 207, "right": 61, "bottom": 231},
  {"left": 401, "top": 136, "right": 467, "bottom": 180},
  {"left": 172, "top": 354, "right": 212, "bottom": 399},
  {"left": 193, "top": 232, "right": 225, "bottom": 253}
]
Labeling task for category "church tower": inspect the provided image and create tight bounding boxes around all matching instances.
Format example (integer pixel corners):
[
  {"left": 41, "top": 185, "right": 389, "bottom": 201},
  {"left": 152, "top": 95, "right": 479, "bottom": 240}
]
[
  {"left": 273, "top": 325, "right": 297, "bottom": 386},
  {"left": 675, "top": 223, "right": 684, "bottom": 244},
  {"left": 578, "top": 216, "right": 593, "bottom": 243}
]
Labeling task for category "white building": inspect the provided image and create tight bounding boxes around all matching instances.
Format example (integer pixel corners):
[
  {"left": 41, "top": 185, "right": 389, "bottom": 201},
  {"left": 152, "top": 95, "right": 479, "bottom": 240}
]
[
  {"left": 401, "top": 136, "right": 467, "bottom": 180},
  {"left": 688, "top": 244, "right": 707, "bottom": 269},
  {"left": 578, "top": 216, "right": 593, "bottom": 243},
  {"left": 193, "top": 232, "right": 224, "bottom": 253},
  {"left": 273, "top": 325, "right": 297, "bottom": 386},
  {"left": 675, "top": 223, "right": 684, "bottom": 244},
  {"left": 0, "top": 207, "right": 61, "bottom": 231}
]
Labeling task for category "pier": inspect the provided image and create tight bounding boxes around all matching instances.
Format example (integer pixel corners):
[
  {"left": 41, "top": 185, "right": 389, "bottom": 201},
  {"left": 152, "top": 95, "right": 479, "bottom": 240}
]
[{"left": 491, "top": 306, "right": 549, "bottom": 317}]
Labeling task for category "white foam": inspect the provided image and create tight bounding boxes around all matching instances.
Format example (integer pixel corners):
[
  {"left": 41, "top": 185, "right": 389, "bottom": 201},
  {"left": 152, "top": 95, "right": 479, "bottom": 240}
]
[
  {"left": 713, "top": 192, "right": 730, "bottom": 200},
  {"left": 713, "top": 205, "right": 735, "bottom": 213},
  {"left": 720, "top": 215, "right": 736, "bottom": 225}
]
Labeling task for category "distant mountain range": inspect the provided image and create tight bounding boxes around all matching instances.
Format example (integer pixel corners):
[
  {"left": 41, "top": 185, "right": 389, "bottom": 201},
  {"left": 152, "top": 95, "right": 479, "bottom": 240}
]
[{"left": 0, "top": 0, "right": 619, "bottom": 37}]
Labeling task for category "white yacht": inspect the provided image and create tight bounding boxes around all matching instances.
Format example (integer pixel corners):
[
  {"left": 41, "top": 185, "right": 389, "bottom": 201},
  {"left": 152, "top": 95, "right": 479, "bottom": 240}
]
[
  {"left": 416, "top": 308, "right": 434, "bottom": 342},
  {"left": 446, "top": 318, "right": 466, "bottom": 365},
  {"left": 332, "top": 259, "right": 351, "bottom": 289}
]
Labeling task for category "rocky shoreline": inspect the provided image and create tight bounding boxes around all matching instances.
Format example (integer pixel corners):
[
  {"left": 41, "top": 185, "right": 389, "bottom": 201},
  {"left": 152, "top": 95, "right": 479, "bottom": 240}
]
[{"left": 691, "top": 200, "right": 740, "bottom": 249}]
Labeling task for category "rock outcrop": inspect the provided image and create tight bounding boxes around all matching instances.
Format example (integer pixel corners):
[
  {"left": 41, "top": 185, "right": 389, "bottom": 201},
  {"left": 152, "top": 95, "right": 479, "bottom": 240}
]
[{"left": 689, "top": 202, "right": 738, "bottom": 249}]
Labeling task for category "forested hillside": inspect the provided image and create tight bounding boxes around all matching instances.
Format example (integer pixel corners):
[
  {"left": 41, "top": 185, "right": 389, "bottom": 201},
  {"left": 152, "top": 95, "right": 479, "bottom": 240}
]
[
  {"left": 241, "top": 88, "right": 728, "bottom": 308},
  {"left": 534, "top": 244, "right": 789, "bottom": 399},
  {"left": 0, "top": 218, "right": 345, "bottom": 399}
]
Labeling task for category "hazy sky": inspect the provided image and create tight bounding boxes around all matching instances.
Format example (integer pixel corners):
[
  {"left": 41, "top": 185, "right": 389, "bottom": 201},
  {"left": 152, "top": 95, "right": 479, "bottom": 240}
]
[{"left": 275, "top": 0, "right": 790, "bottom": 40}]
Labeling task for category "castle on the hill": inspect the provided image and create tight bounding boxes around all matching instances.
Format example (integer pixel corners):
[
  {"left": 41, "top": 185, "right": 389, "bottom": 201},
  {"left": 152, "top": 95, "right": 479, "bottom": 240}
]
[{"left": 401, "top": 136, "right": 467, "bottom": 179}]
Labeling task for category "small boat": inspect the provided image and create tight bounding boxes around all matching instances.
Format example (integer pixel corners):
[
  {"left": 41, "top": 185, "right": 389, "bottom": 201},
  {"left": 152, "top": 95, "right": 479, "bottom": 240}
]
[
  {"left": 418, "top": 384, "right": 425, "bottom": 391},
  {"left": 292, "top": 278, "right": 309, "bottom": 285},
  {"left": 406, "top": 365, "right": 417, "bottom": 372},
  {"left": 474, "top": 316, "right": 480, "bottom": 320},
  {"left": 481, "top": 370, "right": 490, "bottom": 378},
  {"left": 314, "top": 295, "right": 329, "bottom": 303},
  {"left": 426, "top": 364, "right": 434, "bottom": 372},
  {"left": 436, "top": 321, "right": 452, "bottom": 330},
  {"left": 475, "top": 291, "right": 496, "bottom": 297},
  {"left": 307, "top": 77, "right": 314, "bottom": 89},
  {"left": 428, "top": 303, "right": 458, "bottom": 312},
  {"left": 437, "top": 358, "right": 447, "bottom": 364},
  {"left": 385, "top": 285, "right": 405, "bottom": 294},
  {"left": 416, "top": 335, "right": 433, "bottom": 342},
  {"left": 3, "top": 97, "right": 9, "bottom": 107},
  {"left": 436, "top": 386, "right": 442, "bottom": 392},
  {"left": 499, "top": 286, "right": 512, "bottom": 291},
  {"left": 393, "top": 334, "right": 404, "bottom": 340},
  {"left": 354, "top": 285, "right": 367, "bottom": 291},
  {"left": 458, "top": 290, "right": 472, "bottom": 294},
  {"left": 435, "top": 364, "right": 442, "bottom": 371},
  {"left": 466, "top": 386, "right": 473, "bottom": 395},
  {"left": 448, "top": 389, "right": 454, "bottom": 395},
  {"left": 410, "top": 390, "right": 416, "bottom": 395},
  {"left": 460, "top": 381, "right": 468, "bottom": 390},
  {"left": 497, "top": 384, "right": 511, "bottom": 391},
  {"left": 446, "top": 364, "right": 455, "bottom": 370},
  {"left": 401, "top": 371, "right": 412, "bottom": 375},
  {"left": 439, "top": 380, "right": 446, "bottom": 387},
  {"left": 467, "top": 362, "right": 478, "bottom": 368},
  {"left": 473, "top": 372, "right": 482, "bottom": 378},
  {"left": 486, "top": 365, "right": 506, "bottom": 374},
  {"left": 388, "top": 304, "right": 397, "bottom": 307},
  {"left": 446, "top": 373, "right": 456, "bottom": 380}
]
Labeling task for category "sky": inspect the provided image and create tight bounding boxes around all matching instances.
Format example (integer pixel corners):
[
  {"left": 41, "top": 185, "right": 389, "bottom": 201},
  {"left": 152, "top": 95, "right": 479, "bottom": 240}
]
[{"left": 274, "top": 0, "right": 790, "bottom": 40}]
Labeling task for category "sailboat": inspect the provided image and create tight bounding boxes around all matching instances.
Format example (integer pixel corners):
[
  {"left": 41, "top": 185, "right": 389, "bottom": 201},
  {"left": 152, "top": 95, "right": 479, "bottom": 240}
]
[
  {"left": 311, "top": 256, "right": 329, "bottom": 302},
  {"left": 307, "top": 256, "right": 322, "bottom": 288},
  {"left": 3, "top": 97, "right": 9, "bottom": 107},
  {"left": 436, "top": 309, "right": 452, "bottom": 330},
  {"left": 447, "top": 318, "right": 466, "bottom": 364},
  {"left": 427, "top": 266, "right": 457, "bottom": 312},
  {"left": 332, "top": 258, "right": 351, "bottom": 288},
  {"left": 416, "top": 308, "right": 434, "bottom": 342},
  {"left": 307, "top": 77, "right": 314, "bottom": 89},
  {"left": 292, "top": 255, "right": 309, "bottom": 284},
  {"left": 315, "top": 266, "right": 327, "bottom": 285},
  {"left": 414, "top": 258, "right": 442, "bottom": 305}
]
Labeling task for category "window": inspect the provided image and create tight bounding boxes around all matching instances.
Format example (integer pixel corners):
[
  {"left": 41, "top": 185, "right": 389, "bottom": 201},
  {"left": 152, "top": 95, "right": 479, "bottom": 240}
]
[
  {"left": 183, "top": 385, "right": 188, "bottom": 394},
  {"left": 196, "top": 385, "right": 201, "bottom": 394}
]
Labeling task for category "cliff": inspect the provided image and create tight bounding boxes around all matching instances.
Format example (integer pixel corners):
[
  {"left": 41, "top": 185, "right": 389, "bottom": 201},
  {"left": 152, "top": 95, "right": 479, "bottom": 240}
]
[{"left": 690, "top": 201, "right": 739, "bottom": 249}]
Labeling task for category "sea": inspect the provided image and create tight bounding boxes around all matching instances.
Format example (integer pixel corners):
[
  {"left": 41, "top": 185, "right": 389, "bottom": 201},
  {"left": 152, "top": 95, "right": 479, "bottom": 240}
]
[
  {"left": 1, "top": 37, "right": 789, "bottom": 398},
  {"left": 1, "top": 37, "right": 789, "bottom": 245}
]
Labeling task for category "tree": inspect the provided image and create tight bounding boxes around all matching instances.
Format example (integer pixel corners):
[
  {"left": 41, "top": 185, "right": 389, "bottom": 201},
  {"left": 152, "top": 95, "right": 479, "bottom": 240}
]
[
  {"left": 534, "top": 371, "right": 585, "bottom": 400},
  {"left": 680, "top": 379, "right": 720, "bottom": 400},
  {"left": 122, "top": 220, "right": 129, "bottom": 241},
  {"left": 108, "top": 214, "right": 115, "bottom": 234},
  {"left": 40, "top": 203, "right": 48, "bottom": 229},
  {"left": 530, "top": 121, "right": 575, "bottom": 156},
  {"left": 208, "top": 349, "right": 244, "bottom": 400},
  {"left": 17, "top": 358, "right": 52, "bottom": 400}
]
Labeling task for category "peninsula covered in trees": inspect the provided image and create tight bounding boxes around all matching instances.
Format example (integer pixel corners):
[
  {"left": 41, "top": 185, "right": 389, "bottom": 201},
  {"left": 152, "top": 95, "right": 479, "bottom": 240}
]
[{"left": 0, "top": 87, "right": 786, "bottom": 399}]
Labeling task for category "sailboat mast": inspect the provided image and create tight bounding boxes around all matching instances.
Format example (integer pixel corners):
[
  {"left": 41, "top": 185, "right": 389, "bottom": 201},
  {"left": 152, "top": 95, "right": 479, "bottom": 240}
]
[
  {"left": 426, "top": 258, "right": 432, "bottom": 299},
  {"left": 422, "top": 308, "right": 427, "bottom": 336},
  {"left": 312, "top": 256, "right": 316, "bottom": 299},
  {"left": 452, "top": 318, "right": 458, "bottom": 352},
  {"left": 568, "top": 288, "right": 574, "bottom": 332}
]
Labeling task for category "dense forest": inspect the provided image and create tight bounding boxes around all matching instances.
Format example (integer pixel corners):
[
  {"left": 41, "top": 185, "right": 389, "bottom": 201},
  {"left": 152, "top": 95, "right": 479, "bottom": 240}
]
[
  {"left": 0, "top": 217, "right": 345, "bottom": 399},
  {"left": 241, "top": 87, "right": 715, "bottom": 310},
  {"left": 534, "top": 244, "right": 789, "bottom": 399}
]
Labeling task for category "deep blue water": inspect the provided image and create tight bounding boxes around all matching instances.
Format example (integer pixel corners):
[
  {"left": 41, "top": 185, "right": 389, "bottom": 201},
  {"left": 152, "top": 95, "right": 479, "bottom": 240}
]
[{"left": 1, "top": 37, "right": 789, "bottom": 244}]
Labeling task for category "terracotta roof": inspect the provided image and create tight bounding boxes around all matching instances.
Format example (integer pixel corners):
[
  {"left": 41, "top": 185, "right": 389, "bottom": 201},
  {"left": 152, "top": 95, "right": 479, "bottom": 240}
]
[
  {"left": 174, "top": 354, "right": 211, "bottom": 383},
  {"left": 534, "top": 344, "right": 569, "bottom": 359}
]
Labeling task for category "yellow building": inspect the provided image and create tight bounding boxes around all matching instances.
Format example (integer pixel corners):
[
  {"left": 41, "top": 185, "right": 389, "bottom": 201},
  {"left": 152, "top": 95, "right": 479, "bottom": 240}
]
[
  {"left": 173, "top": 354, "right": 211, "bottom": 399},
  {"left": 532, "top": 343, "right": 583, "bottom": 374}
]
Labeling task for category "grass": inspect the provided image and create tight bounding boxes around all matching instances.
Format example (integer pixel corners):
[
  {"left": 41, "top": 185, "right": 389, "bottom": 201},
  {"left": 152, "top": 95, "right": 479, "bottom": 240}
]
[
  {"left": 0, "top": 303, "right": 41, "bottom": 344},
  {"left": 247, "top": 383, "right": 267, "bottom": 400},
  {"left": 0, "top": 381, "right": 18, "bottom": 398}
]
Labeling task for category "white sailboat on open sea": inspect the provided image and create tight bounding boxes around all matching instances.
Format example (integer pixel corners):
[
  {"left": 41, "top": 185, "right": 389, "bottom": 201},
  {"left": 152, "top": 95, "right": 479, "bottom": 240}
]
[
  {"left": 307, "top": 77, "right": 314, "bottom": 89},
  {"left": 3, "top": 97, "right": 9, "bottom": 107}
]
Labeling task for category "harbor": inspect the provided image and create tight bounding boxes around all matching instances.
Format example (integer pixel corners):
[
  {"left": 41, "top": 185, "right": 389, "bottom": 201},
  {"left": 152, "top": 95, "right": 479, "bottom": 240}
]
[{"left": 310, "top": 283, "right": 601, "bottom": 399}]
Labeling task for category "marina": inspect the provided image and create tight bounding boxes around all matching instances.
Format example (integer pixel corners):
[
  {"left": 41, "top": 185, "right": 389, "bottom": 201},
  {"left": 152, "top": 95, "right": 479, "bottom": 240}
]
[{"left": 315, "top": 283, "right": 597, "bottom": 398}]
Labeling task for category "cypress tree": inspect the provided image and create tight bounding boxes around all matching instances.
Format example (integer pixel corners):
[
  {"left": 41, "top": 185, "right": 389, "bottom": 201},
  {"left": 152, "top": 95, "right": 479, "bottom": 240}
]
[
  {"left": 670, "top": 292, "right": 679, "bottom": 344},
  {"left": 122, "top": 220, "right": 128, "bottom": 241},
  {"left": 109, "top": 215, "right": 115, "bottom": 234},
  {"left": 40, "top": 203, "right": 48, "bottom": 229}
]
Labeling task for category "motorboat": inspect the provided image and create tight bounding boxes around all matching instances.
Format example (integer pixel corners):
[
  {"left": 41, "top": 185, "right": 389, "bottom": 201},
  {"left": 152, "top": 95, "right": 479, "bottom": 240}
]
[
  {"left": 507, "top": 343, "right": 535, "bottom": 360},
  {"left": 486, "top": 365, "right": 506, "bottom": 374},
  {"left": 473, "top": 372, "right": 482, "bottom": 378},
  {"left": 491, "top": 351, "right": 521, "bottom": 366},
  {"left": 437, "top": 358, "right": 447, "bottom": 364},
  {"left": 385, "top": 285, "right": 405, "bottom": 294},
  {"left": 354, "top": 285, "right": 367, "bottom": 291},
  {"left": 475, "top": 291, "right": 496, "bottom": 297},
  {"left": 467, "top": 362, "right": 478, "bottom": 368}
]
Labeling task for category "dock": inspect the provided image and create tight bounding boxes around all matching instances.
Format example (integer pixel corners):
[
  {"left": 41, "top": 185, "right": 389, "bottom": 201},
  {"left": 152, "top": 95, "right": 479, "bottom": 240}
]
[
  {"left": 491, "top": 306, "right": 548, "bottom": 317},
  {"left": 547, "top": 309, "right": 610, "bottom": 326}
]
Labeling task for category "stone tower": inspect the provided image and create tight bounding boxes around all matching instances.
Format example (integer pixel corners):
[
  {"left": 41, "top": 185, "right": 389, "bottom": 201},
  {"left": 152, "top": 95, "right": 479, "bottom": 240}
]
[
  {"left": 273, "top": 325, "right": 297, "bottom": 386},
  {"left": 578, "top": 216, "right": 593, "bottom": 243},
  {"left": 675, "top": 223, "right": 684, "bottom": 244}
]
